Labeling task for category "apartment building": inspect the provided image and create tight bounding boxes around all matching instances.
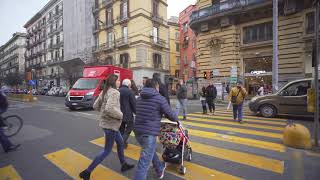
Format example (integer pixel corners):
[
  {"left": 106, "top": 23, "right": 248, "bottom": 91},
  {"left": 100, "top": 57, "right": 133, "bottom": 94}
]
[
  {"left": 24, "top": 0, "right": 64, "bottom": 88},
  {"left": 92, "top": 0, "right": 170, "bottom": 86},
  {"left": 168, "top": 16, "right": 180, "bottom": 93}
]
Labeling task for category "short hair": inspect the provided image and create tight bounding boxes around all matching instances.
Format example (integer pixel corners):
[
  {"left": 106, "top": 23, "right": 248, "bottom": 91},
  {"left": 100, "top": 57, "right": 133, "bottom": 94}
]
[
  {"left": 122, "top": 79, "right": 131, "bottom": 87},
  {"left": 145, "top": 79, "right": 159, "bottom": 88}
]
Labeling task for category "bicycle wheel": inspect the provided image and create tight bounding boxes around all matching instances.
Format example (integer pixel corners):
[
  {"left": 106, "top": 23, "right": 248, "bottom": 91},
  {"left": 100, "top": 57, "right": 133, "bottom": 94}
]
[{"left": 3, "top": 115, "right": 23, "bottom": 137}]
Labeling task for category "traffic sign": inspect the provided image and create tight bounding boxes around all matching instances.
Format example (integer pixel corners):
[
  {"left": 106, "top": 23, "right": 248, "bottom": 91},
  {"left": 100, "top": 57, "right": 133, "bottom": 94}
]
[{"left": 28, "top": 80, "right": 36, "bottom": 86}]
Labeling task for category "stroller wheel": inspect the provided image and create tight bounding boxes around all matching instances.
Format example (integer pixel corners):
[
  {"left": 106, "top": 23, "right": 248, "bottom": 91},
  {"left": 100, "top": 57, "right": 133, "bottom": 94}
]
[
  {"left": 178, "top": 166, "right": 187, "bottom": 175},
  {"left": 186, "top": 148, "right": 192, "bottom": 161}
]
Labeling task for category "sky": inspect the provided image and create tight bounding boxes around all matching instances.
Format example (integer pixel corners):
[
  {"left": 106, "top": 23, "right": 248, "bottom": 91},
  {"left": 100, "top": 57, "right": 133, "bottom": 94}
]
[{"left": 0, "top": 0, "right": 196, "bottom": 46}]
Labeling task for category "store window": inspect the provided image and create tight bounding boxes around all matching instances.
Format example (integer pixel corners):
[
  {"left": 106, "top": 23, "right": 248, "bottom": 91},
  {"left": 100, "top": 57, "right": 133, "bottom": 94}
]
[{"left": 243, "top": 22, "right": 272, "bottom": 44}]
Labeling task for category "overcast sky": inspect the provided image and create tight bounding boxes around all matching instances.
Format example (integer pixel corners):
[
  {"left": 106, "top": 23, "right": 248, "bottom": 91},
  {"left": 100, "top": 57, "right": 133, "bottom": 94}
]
[{"left": 0, "top": 0, "right": 196, "bottom": 46}]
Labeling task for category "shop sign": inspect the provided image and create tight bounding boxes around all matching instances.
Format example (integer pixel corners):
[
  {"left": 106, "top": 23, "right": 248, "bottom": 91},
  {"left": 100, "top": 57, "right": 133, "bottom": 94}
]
[{"left": 250, "top": 70, "right": 266, "bottom": 75}]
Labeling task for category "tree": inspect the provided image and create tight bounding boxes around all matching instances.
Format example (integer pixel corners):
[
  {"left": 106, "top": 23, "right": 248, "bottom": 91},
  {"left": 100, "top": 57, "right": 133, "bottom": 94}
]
[{"left": 4, "top": 72, "right": 24, "bottom": 87}]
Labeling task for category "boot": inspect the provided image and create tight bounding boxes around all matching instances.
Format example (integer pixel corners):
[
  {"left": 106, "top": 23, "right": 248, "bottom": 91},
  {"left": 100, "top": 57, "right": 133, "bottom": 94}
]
[
  {"left": 79, "top": 170, "right": 91, "bottom": 180},
  {"left": 121, "top": 163, "right": 135, "bottom": 172}
]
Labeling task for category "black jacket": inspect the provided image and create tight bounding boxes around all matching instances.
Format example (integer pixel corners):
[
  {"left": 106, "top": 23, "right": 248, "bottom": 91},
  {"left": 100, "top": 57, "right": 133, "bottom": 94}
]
[
  {"left": 119, "top": 86, "right": 136, "bottom": 122},
  {"left": 0, "top": 91, "right": 8, "bottom": 112},
  {"left": 177, "top": 85, "right": 187, "bottom": 99},
  {"left": 205, "top": 85, "right": 217, "bottom": 100},
  {"left": 159, "top": 83, "right": 170, "bottom": 105}
]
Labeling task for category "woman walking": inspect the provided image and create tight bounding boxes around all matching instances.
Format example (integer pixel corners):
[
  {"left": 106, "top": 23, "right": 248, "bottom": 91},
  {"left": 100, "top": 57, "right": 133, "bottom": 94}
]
[
  {"left": 200, "top": 86, "right": 207, "bottom": 114},
  {"left": 79, "top": 74, "right": 134, "bottom": 180}
]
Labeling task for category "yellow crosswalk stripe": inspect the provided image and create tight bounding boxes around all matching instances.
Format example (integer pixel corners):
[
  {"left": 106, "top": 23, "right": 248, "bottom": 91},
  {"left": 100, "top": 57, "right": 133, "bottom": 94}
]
[
  {"left": 196, "top": 111, "right": 287, "bottom": 122},
  {"left": 187, "top": 129, "right": 286, "bottom": 152},
  {"left": 180, "top": 116, "right": 284, "bottom": 131},
  {"left": 188, "top": 113, "right": 287, "bottom": 126},
  {"left": 182, "top": 121, "right": 283, "bottom": 139},
  {"left": 190, "top": 141, "right": 284, "bottom": 174},
  {"left": 44, "top": 148, "right": 128, "bottom": 180},
  {"left": 91, "top": 138, "right": 243, "bottom": 180},
  {"left": 0, "top": 165, "right": 22, "bottom": 180}
]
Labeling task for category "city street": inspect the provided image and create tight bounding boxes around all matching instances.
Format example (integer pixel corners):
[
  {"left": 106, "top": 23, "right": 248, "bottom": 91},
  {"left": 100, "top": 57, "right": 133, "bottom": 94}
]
[{"left": 1, "top": 96, "right": 320, "bottom": 180}]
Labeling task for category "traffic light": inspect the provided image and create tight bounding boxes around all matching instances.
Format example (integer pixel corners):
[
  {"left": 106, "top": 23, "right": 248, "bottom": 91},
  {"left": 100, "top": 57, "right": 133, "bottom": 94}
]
[
  {"left": 203, "top": 71, "right": 207, "bottom": 79},
  {"left": 210, "top": 71, "right": 213, "bottom": 79}
]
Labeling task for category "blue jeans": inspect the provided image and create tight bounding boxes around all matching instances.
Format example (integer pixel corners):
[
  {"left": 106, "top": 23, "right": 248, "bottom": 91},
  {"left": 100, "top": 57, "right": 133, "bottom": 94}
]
[
  {"left": 176, "top": 99, "right": 187, "bottom": 117},
  {"left": 87, "top": 129, "right": 126, "bottom": 172},
  {"left": 0, "top": 128, "right": 12, "bottom": 152},
  {"left": 233, "top": 103, "right": 243, "bottom": 121},
  {"left": 134, "top": 134, "right": 164, "bottom": 180}
]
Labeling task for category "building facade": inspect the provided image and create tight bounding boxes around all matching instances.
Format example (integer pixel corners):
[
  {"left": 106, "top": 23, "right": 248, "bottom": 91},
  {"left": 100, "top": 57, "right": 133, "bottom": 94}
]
[
  {"left": 24, "top": 0, "right": 64, "bottom": 88},
  {"left": 168, "top": 16, "right": 180, "bottom": 94},
  {"left": 191, "top": 0, "right": 317, "bottom": 96},
  {"left": 0, "top": 33, "right": 27, "bottom": 86},
  {"left": 179, "top": 5, "right": 198, "bottom": 82},
  {"left": 92, "top": 0, "right": 170, "bottom": 86}
]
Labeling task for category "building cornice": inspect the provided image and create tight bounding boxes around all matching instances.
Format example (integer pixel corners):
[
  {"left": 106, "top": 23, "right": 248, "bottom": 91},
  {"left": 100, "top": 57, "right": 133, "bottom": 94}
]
[{"left": 0, "top": 33, "right": 27, "bottom": 51}]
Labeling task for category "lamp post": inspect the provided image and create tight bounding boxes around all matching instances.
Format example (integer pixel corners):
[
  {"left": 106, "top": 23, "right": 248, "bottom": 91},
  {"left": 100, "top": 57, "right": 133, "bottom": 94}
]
[{"left": 272, "top": 0, "right": 279, "bottom": 93}]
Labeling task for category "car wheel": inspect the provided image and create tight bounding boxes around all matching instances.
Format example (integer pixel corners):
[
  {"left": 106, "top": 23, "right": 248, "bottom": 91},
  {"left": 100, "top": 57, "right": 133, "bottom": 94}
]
[{"left": 260, "top": 104, "right": 277, "bottom": 118}]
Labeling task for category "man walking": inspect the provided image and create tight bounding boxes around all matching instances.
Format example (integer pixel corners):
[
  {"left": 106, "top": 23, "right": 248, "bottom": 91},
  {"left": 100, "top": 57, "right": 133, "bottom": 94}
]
[
  {"left": 206, "top": 82, "right": 217, "bottom": 115},
  {"left": 119, "top": 79, "right": 136, "bottom": 148},
  {"left": 229, "top": 81, "right": 248, "bottom": 123},
  {"left": 176, "top": 79, "right": 188, "bottom": 120},
  {"left": 152, "top": 73, "right": 170, "bottom": 105},
  {"left": 133, "top": 79, "right": 177, "bottom": 180}
]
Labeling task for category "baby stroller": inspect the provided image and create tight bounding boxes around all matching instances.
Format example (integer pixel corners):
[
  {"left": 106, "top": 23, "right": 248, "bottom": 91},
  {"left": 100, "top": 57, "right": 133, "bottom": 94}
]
[{"left": 159, "top": 120, "right": 192, "bottom": 175}]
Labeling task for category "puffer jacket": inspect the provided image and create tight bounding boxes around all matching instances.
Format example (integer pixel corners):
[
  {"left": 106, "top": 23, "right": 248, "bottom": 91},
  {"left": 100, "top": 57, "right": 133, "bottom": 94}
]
[
  {"left": 134, "top": 87, "right": 177, "bottom": 136},
  {"left": 93, "top": 88, "right": 123, "bottom": 131}
]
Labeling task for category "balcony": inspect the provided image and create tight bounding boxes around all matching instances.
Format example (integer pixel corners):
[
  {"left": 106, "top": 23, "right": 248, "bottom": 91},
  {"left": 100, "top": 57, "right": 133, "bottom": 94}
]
[
  {"left": 152, "top": 15, "right": 164, "bottom": 24},
  {"left": 154, "top": 63, "right": 164, "bottom": 70},
  {"left": 116, "top": 37, "right": 130, "bottom": 48},
  {"left": 117, "top": 15, "right": 128, "bottom": 24},
  {"left": 92, "top": 0, "right": 113, "bottom": 13},
  {"left": 150, "top": 37, "right": 166, "bottom": 48},
  {"left": 190, "top": 0, "right": 271, "bottom": 28}
]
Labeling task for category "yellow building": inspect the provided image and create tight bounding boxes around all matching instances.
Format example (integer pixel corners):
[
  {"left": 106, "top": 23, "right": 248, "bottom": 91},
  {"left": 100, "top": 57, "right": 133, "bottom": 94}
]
[
  {"left": 191, "top": 0, "right": 316, "bottom": 96},
  {"left": 92, "top": 0, "right": 170, "bottom": 86},
  {"left": 168, "top": 17, "right": 180, "bottom": 93}
]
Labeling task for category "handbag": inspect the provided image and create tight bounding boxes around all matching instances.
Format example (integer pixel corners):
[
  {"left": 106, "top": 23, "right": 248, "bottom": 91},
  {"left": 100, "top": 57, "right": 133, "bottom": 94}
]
[{"left": 231, "top": 89, "right": 241, "bottom": 104}]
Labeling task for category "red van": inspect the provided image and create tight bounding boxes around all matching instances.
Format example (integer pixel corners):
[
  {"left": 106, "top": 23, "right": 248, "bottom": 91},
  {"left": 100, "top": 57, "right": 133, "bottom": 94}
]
[{"left": 65, "top": 65, "right": 132, "bottom": 110}]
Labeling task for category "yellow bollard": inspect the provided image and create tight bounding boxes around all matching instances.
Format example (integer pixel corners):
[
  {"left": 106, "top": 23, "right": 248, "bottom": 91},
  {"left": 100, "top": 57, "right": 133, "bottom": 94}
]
[{"left": 283, "top": 123, "right": 312, "bottom": 149}]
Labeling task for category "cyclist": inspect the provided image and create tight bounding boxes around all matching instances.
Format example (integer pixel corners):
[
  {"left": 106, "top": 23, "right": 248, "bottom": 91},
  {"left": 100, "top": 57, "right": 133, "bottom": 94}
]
[{"left": 0, "top": 89, "right": 20, "bottom": 153}]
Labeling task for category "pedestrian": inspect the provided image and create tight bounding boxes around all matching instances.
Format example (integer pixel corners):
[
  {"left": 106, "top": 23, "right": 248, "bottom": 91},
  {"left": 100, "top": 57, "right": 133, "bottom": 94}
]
[
  {"left": 226, "top": 83, "right": 230, "bottom": 94},
  {"left": 229, "top": 81, "right": 248, "bottom": 123},
  {"left": 119, "top": 79, "right": 136, "bottom": 149},
  {"left": 176, "top": 79, "right": 188, "bottom": 120},
  {"left": 130, "top": 79, "right": 140, "bottom": 97},
  {"left": 205, "top": 82, "right": 217, "bottom": 115},
  {"left": 79, "top": 75, "right": 134, "bottom": 180},
  {"left": 200, "top": 86, "right": 207, "bottom": 114},
  {"left": 257, "top": 84, "right": 264, "bottom": 96},
  {"left": 152, "top": 73, "right": 170, "bottom": 105},
  {"left": 0, "top": 90, "right": 20, "bottom": 153},
  {"left": 133, "top": 79, "right": 178, "bottom": 180}
]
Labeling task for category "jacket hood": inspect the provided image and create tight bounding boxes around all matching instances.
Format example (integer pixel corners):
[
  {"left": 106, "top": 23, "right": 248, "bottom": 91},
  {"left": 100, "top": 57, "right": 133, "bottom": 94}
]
[{"left": 140, "top": 88, "right": 159, "bottom": 99}]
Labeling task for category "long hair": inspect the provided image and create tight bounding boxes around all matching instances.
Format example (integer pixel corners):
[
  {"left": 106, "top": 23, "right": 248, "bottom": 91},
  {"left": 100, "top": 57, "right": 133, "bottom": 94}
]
[
  {"left": 102, "top": 74, "right": 118, "bottom": 96},
  {"left": 130, "top": 79, "right": 139, "bottom": 96}
]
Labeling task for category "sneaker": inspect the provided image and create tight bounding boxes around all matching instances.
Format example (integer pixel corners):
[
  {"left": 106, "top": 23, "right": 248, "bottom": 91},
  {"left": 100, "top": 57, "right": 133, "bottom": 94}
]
[
  {"left": 238, "top": 120, "right": 243, "bottom": 124},
  {"left": 121, "top": 163, "right": 135, "bottom": 172},
  {"left": 5, "top": 144, "right": 21, "bottom": 153},
  {"left": 0, "top": 126, "right": 9, "bottom": 130},
  {"left": 79, "top": 170, "right": 91, "bottom": 180},
  {"left": 157, "top": 163, "right": 167, "bottom": 179}
]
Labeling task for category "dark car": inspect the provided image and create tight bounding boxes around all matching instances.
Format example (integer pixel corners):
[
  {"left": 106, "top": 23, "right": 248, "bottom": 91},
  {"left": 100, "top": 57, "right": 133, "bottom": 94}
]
[{"left": 249, "top": 78, "right": 320, "bottom": 118}]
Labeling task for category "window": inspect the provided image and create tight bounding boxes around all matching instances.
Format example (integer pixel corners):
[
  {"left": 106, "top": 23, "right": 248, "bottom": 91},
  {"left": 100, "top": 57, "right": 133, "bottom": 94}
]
[
  {"left": 120, "top": 0, "right": 128, "bottom": 20},
  {"left": 175, "top": 70, "right": 180, "bottom": 78},
  {"left": 176, "top": 43, "right": 180, "bottom": 52},
  {"left": 123, "top": 26, "right": 128, "bottom": 43},
  {"left": 55, "top": 5, "right": 59, "bottom": 15},
  {"left": 192, "top": 39, "right": 197, "bottom": 48},
  {"left": 107, "top": 32, "right": 113, "bottom": 48},
  {"left": 42, "top": 18, "right": 46, "bottom": 25},
  {"left": 243, "top": 22, "right": 273, "bottom": 44},
  {"left": 106, "top": 8, "right": 112, "bottom": 25},
  {"left": 184, "top": 54, "right": 187, "bottom": 64},
  {"left": 183, "top": 23, "right": 188, "bottom": 33},
  {"left": 176, "top": 57, "right": 180, "bottom": 65},
  {"left": 95, "top": 0, "right": 99, "bottom": 8},
  {"left": 61, "top": 49, "right": 64, "bottom": 58},
  {"left": 120, "top": 53, "right": 129, "bottom": 68},
  {"left": 281, "top": 81, "right": 311, "bottom": 96},
  {"left": 49, "top": 12, "right": 52, "bottom": 19},
  {"left": 152, "top": 0, "right": 159, "bottom": 16},
  {"left": 175, "top": 32, "right": 180, "bottom": 40},
  {"left": 55, "top": 51, "right": 59, "bottom": 60},
  {"left": 153, "top": 53, "right": 162, "bottom": 69},
  {"left": 306, "top": 12, "right": 319, "bottom": 34},
  {"left": 57, "top": 35, "right": 60, "bottom": 44},
  {"left": 153, "top": 27, "right": 158, "bottom": 43},
  {"left": 51, "top": 52, "right": 54, "bottom": 60},
  {"left": 105, "top": 57, "right": 113, "bottom": 65}
]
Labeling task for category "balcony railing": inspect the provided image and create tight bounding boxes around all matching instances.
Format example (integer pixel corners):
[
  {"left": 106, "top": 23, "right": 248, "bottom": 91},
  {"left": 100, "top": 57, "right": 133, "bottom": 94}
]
[
  {"left": 117, "top": 15, "right": 128, "bottom": 23},
  {"left": 152, "top": 15, "right": 164, "bottom": 24},
  {"left": 116, "top": 37, "right": 129, "bottom": 48},
  {"left": 150, "top": 37, "right": 166, "bottom": 48},
  {"left": 190, "top": 0, "right": 269, "bottom": 23}
]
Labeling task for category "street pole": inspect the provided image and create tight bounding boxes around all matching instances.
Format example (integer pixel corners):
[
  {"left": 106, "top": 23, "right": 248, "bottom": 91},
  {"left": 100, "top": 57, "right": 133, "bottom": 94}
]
[
  {"left": 313, "top": 0, "right": 320, "bottom": 147},
  {"left": 272, "top": 0, "right": 279, "bottom": 93}
]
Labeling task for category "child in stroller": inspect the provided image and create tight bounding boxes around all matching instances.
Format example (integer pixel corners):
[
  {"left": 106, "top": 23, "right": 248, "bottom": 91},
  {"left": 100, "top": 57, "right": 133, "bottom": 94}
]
[{"left": 159, "top": 120, "right": 192, "bottom": 175}]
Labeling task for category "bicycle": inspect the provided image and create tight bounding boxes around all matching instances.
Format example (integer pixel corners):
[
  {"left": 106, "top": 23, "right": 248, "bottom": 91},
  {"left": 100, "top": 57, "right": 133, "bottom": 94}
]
[{"left": 1, "top": 114, "right": 23, "bottom": 138}]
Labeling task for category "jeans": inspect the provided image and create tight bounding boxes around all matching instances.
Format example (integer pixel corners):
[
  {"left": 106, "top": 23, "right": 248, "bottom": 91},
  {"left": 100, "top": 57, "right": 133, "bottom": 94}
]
[
  {"left": 134, "top": 134, "right": 165, "bottom": 180},
  {"left": 176, "top": 99, "right": 187, "bottom": 117},
  {"left": 87, "top": 129, "right": 126, "bottom": 172},
  {"left": 206, "top": 98, "right": 215, "bottom": 113},
  {"left": 233, "top": 103, "right": 243, "bottom": 121},
  {"left": 0, "top": 128, "right": 12, "bottom": 151},
  {"left": 201, "top": 100, "right": 207, "bottom": 113},
  {"left": 119, "top": 120, "right": 134, "bottom": 144}
]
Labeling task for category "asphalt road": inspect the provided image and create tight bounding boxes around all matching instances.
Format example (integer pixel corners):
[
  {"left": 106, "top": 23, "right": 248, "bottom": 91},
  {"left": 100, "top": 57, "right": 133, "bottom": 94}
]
[{"left": 1, "top": 96, "right": 320, "bottom": 180}]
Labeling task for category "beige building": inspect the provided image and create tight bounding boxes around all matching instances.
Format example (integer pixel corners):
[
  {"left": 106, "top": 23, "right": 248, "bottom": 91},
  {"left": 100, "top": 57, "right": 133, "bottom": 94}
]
[
  {"left": 168, "top": 16, "right": 180, "bottom": 93},
  {"left": 0, "top": 33, "right": 27, "bottom": 86},
  {"left": 191, "top": 0, "right": 316, "bottom": 96},
  {"left": 92, "top": 0, "right": 170, "bottom": 86}
]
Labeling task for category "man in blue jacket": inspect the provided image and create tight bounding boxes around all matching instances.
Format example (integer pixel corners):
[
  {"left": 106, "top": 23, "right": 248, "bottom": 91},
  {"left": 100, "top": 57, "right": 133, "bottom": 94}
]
[{"left": 133, "top": 79, "right": 178, "bottom": 180}]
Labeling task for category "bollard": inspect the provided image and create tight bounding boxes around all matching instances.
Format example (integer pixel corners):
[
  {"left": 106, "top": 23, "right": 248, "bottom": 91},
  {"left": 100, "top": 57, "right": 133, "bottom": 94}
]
[{"left": 283, "top": 123, "right": 312, "bottom": 149}]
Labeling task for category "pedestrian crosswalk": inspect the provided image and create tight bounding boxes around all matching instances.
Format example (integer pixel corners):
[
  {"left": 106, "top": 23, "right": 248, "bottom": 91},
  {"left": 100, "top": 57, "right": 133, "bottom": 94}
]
[{"left": 2, "top": 108, "right": 291, "bottom": 179}]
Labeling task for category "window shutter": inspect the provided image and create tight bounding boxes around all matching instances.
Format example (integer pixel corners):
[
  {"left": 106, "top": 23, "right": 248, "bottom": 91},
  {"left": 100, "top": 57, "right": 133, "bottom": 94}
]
[
  {"left": 127, "top": 0, "right": 130, "bottom": 17},
  {"left": 106, "top": 9, "right": 108, "bottom": 25},
  {"left": 120, "top": 2, "right": 123, "bottom": 19}
]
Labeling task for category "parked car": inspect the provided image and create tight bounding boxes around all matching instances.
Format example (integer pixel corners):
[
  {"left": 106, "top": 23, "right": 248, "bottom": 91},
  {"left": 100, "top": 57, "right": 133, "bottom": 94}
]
[
  {"left": 58, "top": 86, "right": 69, "bottom": 97},
  {"left": 249, "top": 78, "right": 320, "bottom": 118},
  {"left": 40, "top": 86, "right": 49, "bottom": 95},
  {"left": 47, "top": 87, "right": 60, "bottom": 96}
]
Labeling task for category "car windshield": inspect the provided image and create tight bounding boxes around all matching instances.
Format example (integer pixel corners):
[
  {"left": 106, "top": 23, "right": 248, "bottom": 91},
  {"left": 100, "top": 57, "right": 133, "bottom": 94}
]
[{"left": 72, "top": 79, "right": 100, "bottom": 90}]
